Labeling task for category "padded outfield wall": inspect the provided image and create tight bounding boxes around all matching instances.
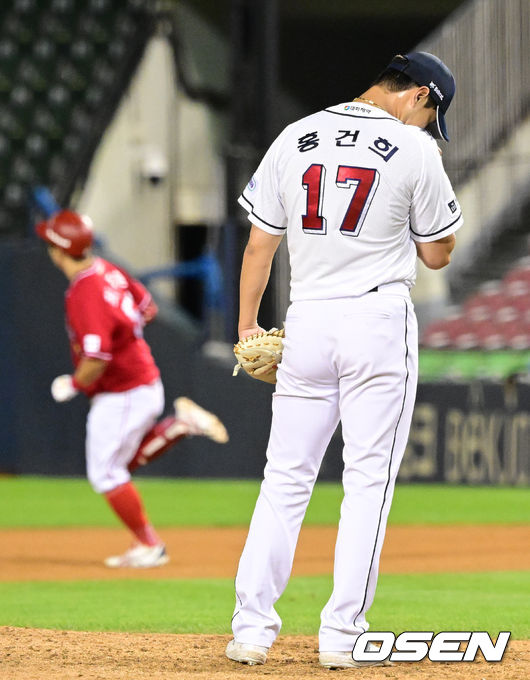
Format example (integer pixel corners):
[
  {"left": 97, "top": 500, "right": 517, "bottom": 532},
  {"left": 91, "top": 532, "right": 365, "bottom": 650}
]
[{"left": 0, "top": 241, "right": 528, "bottom": 485}]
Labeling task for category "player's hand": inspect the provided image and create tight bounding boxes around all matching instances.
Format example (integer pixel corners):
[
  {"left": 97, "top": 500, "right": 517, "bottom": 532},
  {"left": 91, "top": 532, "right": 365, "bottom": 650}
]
[
  {"left": 51, "top": 374, "right": 79, "bottom": 402},
  {"left": 142, "top": 300, "right": 158, "bottom": 324},
  {"left": 238, "top": 325, "right": 266, "bottom": 341}
]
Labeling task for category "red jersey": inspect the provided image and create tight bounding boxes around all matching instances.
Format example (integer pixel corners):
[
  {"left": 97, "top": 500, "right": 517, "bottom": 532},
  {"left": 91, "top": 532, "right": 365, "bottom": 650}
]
[{"left": 65, "top": 258, "right": 160, "bottom": 397}]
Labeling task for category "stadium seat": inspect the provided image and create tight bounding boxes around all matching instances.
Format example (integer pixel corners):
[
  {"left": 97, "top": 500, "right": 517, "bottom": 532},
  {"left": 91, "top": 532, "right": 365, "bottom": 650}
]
[
  {"left": 70, "top": 38, "right": 97, "bottom": 77},
  {"left": 32, "top": 105, "right": 65, "bottom": 141},
  {"left": 495, "top": 305, "right": 519, "bottom": 324},
  {"left": 92, "top": 58, "right": 115, "bottom": 89},
  {"left": 454, "top": 333, "right": 479, "bottom": 350},
  {"left": 0, "top": 38, "right": 20, "bottom": 75},
  {"left": 463, "top": 294, "right": 490, "bottom": 322},
  {"left": 50, "top": 0, "right": 79, "bottom": 18},
  {"left": 79, "top": 15, "right": 111, "bottom": 45},
  {"left": 83, "top": 83, "right": 105, "bottom": 111},
  {"left": 88, "top": 0, "right": 113, "bottom": 14},
  {"left": 61, "top": 132, "right": 83, "bottom": 159},
  {"left": 3, "top": 181, "right": 27, "bottom": 210},
  {"left": 502, "top": 257, "right": 530, "bottom": 295},
  {"left": 0, "top": 0, "right": 154, "bottom": 238},
  {"left": 32, "top": 37, "right": 57, "bottom": 70},
  {"left": 17, "top": 59, "right": 51, "bottom": 94},
  {"left": 56, "top": 59, "right": 88, "bottom": 92},
  {"left": 504, "top": 277, "right": 530, "bottom": 298},
  {"left": 467, "top": 320, "right": 504, "bottom": 350},
  {"left": 69, "top": 106, "right": 92, "bottom": 135},
  {"left": 421, "top": 320, "right": 452, "bottom": 348},
  {"left": 11, "top": 154, "right": 37, "bottom": 184},
  {"left": 9, "top": 84, "right": 35, "bottom": 127},
  {"left": 107, "top": 38, "right": 127, "bottom": 64},
  {"left": 0, "top": 109, "right": 25, "bottom": 141},
  {"left": 422, "top": 250, "right": 530, "bottom": 363},
  {"left": 47, "top": 84, "right": 73, "bottom": 126},
  {"left": 113, "top": 12, "right": 138, "bottom": 41},
  {"left": 4, "top": 11, "right": 37, "bottom": 47},
  {"left": 13, "top": 0, "right": 39, "bottom": 16},
  {"left": 463, "top": 281, "right": 506, "bottom": 321},
  {"left": 497, "top": 291, "right": 530, "bottom": 331},
  {"left": 0, "top": 132, "right": 11, "bottom": 166},
  {"left": 47, "top": 153, "right": 68, "bottom": 183},
  {"left": 25, "top": 132, "right": 49, "bottom": 161},
  {"left": 0, "top": 67, "right": 13, "bottom": 95},
  {"left": 421, "top": 313, "right": 467, "bottom": 348},
  {"left": 40, "top": 12, "right": 72, "bottom": 46},
  {"left": 497, "top": 318, "right": 530, "bottom": 350}
]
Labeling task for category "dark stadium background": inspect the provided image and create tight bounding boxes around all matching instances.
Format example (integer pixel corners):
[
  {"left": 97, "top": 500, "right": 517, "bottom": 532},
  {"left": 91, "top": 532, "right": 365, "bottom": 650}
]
[{"left": 0, "top": 0, "right": 528, "bottom": 487}]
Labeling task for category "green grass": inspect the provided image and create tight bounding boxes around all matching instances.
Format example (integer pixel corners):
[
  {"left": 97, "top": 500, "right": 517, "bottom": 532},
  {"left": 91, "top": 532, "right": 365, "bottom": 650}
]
[
  {"left": 389, "top": 484, "right": 530, "bottom": 525},
  {"left": 0, "top": 478, "right": 527, "bottom": 640},
  {"left": 0, "top": 572, "right": 527, "bottom": 638},
  {"left": 1, "top": 477, "right": 528, "bottom": 528}
]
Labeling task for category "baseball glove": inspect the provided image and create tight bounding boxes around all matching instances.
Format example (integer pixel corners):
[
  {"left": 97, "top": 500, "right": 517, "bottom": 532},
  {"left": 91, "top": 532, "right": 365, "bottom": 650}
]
[{"left": 233, "top": 328, "right": 285, "bottom": 384}]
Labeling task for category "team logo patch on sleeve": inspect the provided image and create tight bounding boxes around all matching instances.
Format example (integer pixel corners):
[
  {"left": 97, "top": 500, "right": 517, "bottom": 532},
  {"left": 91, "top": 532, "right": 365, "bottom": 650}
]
[
  {"left": 448, "top": 199, "right": 457, "bottom": 213},
  {"left": 83, "top": 334, "right": 102, "bottom": 354},
  {"left": 247, "top": 176, "right": 257, "bottom": 191}
]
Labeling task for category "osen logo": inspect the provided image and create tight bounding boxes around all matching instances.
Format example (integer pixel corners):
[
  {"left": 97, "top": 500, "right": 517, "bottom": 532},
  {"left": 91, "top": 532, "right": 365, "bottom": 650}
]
[{"left": 352, "top": 631, "right": 511, "bottom": 663}]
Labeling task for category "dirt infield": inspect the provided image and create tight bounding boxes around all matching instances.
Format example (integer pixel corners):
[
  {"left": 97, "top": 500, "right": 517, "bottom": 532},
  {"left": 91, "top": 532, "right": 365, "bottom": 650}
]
[
  {"left": 1, "top": 524, "right": 528, "bottom": 679},
  {"left": 1, "top": 524, "right": 529, "bottom": 581},
  {"left": 0, "top": 628, "right": 528, "bottom": 680}
]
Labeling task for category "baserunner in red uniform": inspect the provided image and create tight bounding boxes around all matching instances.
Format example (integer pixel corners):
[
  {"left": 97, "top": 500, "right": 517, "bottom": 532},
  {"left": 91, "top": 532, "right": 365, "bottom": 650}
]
[{"left": 36, "top": 210, "right": 228, "bottom": 568}]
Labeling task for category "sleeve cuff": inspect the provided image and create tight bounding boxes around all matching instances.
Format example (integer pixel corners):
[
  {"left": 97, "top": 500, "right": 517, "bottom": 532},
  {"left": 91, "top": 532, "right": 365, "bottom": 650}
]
[
  {"left": 83, "top": 351, "right": 112, "bottom": 361},
  {"left": 238, "top": 194, "right": 286, "bottom": 235},
  {"left": 410, "top": 213, "right": 463, "bottom": 243}
]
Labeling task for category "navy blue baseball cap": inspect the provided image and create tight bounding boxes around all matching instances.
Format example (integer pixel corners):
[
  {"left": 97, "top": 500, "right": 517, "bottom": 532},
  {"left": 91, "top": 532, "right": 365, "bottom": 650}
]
[{"left": 387, "top": 51, "right": 456, "bottom": 141}]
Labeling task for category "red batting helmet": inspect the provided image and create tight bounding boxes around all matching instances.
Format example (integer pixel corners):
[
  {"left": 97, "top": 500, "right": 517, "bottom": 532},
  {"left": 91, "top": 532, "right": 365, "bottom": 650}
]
[{"left": 35, "top": 210, "right": 94, "bottom": 257}]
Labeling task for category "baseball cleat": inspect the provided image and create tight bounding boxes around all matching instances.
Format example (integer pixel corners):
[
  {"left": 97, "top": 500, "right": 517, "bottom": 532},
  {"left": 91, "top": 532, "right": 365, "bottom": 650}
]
[
  {"left": 225, "top": 639, "right": 268, "bottom": 665},
  {"left": 319, "top": 643, "right": 393, "bottom": 669},
  {"left": 174, "top": 397, "right": 229, "bottom": 444},
  {"left": 104, "top": 542, "right": 170, "bottom": 568}
]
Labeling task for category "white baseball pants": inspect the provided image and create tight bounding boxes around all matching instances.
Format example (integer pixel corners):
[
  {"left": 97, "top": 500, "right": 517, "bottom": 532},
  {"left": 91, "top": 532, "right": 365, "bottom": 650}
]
[
  {"left": 86, "top": 379, "right": 165, "bottom": 493},
  {"left": 232, "top": 285, "right": 418, "bottom": 652}
]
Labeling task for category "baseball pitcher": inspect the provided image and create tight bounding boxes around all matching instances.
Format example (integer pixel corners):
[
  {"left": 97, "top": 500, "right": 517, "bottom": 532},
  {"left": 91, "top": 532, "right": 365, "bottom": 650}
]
[{"left": 226, "top": 52, "right": 463, "bottom": 668}]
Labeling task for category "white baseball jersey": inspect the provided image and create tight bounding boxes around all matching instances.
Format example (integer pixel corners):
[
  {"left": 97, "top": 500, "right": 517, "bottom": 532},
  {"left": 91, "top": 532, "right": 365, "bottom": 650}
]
[{"left": 239, "top": 101, "right": 463, "bottom": 301}]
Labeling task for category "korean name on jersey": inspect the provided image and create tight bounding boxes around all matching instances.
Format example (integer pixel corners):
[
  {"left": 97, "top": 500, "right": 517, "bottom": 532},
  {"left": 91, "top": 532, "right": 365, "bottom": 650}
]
[{"left": 238, "top": 102, "right": 463, "bottom": 301}]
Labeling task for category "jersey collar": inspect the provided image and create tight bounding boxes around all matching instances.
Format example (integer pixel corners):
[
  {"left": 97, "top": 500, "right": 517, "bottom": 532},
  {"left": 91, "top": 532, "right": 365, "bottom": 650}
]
[
  {"left": 67, "top": 257, "right": 101, "bottom": 291},
  {"left": 325, "top": 101, "right": 401, "bottom": 124}
]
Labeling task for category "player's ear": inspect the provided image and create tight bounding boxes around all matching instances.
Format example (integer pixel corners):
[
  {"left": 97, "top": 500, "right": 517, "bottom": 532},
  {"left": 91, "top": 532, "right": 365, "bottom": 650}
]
[{"left": 416, "top": 86, "right": 430, "bottom": 105}]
